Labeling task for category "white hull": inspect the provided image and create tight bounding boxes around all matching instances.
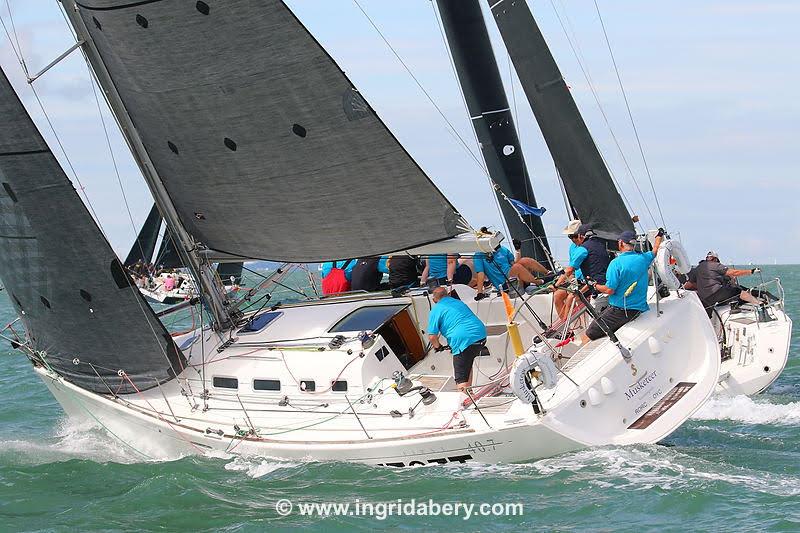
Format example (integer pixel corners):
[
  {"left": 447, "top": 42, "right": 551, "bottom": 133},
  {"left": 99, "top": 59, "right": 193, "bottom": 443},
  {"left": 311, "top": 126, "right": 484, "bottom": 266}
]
[
  {"left": 713, "top": 300, "right": 792, "bottom": 396},
  {"left": 33, "top": 288, "right": 720, "bottom": 465}
]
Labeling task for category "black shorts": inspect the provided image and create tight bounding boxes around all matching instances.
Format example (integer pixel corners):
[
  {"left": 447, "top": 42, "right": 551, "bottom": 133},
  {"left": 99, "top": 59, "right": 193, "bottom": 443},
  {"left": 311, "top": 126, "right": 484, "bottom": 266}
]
[
  {"left": 704, "top": 286, "right": 743, "bottom": 308},
  {"left": 585, "top": 306, "right": 641, "bottom": 341},
  {"left": 453, "top": 339, "right": 488, "bottom": 384}
]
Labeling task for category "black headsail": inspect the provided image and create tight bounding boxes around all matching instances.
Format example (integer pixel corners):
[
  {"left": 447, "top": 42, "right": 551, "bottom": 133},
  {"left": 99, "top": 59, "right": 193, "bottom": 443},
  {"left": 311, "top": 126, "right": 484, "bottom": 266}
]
[
  {"left": 0, "top": 68, "right": 185, "bottom": 394},
  {"left": 124, "top": 202, "right": 161, "bottom": 266},
  {"left": 435, "top": 0, "right": 551, "bottom": 263},
  {"left": 64, "top": 0, "right": 466, "bottom": 265},
  {"left": 486, "top": 0, "right": 634, "bottom": 240}
]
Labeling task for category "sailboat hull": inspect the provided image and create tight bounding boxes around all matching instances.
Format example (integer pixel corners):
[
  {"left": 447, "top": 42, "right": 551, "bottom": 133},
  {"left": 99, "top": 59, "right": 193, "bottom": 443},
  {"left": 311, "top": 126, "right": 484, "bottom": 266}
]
[{"left": 32, "top": 290, "right": 720, "bottom": 465}]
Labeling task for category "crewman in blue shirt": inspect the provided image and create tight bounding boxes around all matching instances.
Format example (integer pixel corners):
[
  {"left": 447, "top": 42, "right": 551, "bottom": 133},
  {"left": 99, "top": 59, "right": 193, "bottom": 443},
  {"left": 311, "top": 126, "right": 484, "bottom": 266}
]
[
  {"left": 554, "top": 221, "right": 612, "bottom": 320},
  {"left": 427, "top": 287, "right": 488, "bottom": 391},
  {"left": 420, "top": 254, "right": 457, "bottom": 287},
  {"left": 473, "top": 245, "right": 550, "bottom": 299},
  {"left": 580, "top": 229, "right": 663, "bottom": 343}
]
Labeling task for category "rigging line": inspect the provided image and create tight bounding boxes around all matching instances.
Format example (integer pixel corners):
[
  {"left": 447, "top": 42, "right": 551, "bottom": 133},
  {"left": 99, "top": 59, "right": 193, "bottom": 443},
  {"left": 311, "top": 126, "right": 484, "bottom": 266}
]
[
  {"left": 0, "top": 13, "right": 22, "bottom": 70},
  {"left": 592, "top": 0, "right": 665, "bottom": 227},
  {"left": 549, "top": 0, "right": 653, "bottom": 228},
  {"left": 1, "top": 8, "right": 112, "bottom": 236},
  {"left": 353, "top": 0, "right": 509, "bottom": 235},
  {"left": 506, "top": 53, "right": 532, "bottom": 208},
  {"left": 3, "top": 0, "right": 25, "bottom": 74},
  {"left": 428, "top": 1, "right": 510, "bottom": 240},
  {"left": 84, "top": 57, "right": 149, "bottom": 265}
]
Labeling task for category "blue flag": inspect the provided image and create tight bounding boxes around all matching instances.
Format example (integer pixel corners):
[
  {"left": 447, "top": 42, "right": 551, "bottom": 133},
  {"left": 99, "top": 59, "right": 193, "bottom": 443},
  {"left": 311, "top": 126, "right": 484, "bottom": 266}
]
[{"left": 509, "top": 199, "right": 546, "bottom": 218}]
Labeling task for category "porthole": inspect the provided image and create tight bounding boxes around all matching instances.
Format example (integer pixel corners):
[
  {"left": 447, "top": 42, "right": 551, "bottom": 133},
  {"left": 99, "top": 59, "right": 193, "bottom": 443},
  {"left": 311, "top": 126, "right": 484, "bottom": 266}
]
[
  {"left": 213, "top": 376, "right": 238, "bottom": 389},
  {"left": 253, "top": 379, "right": 280, "bottom": 392},
  {"left": 331, "top": 380, "right": 348, "bottom": 392},
  {"left": 300, "top": 380, "right": 316, "bottom": 392}
]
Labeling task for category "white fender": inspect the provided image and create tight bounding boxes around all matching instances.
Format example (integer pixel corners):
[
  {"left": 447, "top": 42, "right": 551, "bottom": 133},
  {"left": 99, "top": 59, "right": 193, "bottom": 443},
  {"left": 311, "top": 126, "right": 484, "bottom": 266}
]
[
  {"left": 655, "top": 239, "right": 691, "bottom": 290},
  {"left": 511, "top": 347, "right": 558, "bottom": 404}
]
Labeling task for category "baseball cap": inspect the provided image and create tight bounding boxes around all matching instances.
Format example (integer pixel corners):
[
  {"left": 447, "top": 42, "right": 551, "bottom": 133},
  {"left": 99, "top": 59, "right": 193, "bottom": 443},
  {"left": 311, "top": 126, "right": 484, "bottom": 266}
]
[
  {"left": 577, "top": 223, "right": 593, "bottom": 235},
  {"left": 706, "top": 250, "right": 719, "bottom": 259},
  {"left": 618, "top": 230, "right": 637, "bottom": 244},
  {"left": 562, "top": 219, "right": 582, "bottom": 235}
]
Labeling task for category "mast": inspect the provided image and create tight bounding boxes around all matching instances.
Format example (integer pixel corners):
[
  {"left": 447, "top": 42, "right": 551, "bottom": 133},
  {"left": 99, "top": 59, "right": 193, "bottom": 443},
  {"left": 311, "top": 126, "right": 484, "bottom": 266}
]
[
  {"left": 485, "top": 0, "right": 634, "bottom": 240},
  {"left": 60, "top": 0, "right": 235, "bottom": 329},
  {"left": 435, "top": 0, "right": 551, "bottom": 264}
]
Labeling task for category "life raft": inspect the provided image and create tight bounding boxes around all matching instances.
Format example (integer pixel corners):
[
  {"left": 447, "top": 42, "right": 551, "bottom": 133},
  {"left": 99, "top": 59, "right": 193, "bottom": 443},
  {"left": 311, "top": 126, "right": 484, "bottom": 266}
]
[
  {"left": 511, "top": 346, "right": 558, "bottom": 404},
  {"left": 655, "top": 239, "right": 691, "bottom": 290}
]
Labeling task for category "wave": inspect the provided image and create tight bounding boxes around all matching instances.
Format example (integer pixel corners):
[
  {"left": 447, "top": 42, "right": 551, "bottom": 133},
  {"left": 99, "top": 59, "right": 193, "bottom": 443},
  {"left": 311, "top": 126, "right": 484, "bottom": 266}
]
[{"left": 691, "top": 394, "right": 800, "bottom": 425}]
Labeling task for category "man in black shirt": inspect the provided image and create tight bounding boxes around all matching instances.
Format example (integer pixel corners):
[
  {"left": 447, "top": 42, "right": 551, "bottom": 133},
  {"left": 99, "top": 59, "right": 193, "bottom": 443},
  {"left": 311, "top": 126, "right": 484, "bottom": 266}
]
[
  {"left": 686, "top": 251, "right": 762, "bottom": 309},
  {"left": 387, "top": 255, "right": 422, "bottom": 290},
  {"left": 350, "top": 257, "right": 382, "bottom": 292}
]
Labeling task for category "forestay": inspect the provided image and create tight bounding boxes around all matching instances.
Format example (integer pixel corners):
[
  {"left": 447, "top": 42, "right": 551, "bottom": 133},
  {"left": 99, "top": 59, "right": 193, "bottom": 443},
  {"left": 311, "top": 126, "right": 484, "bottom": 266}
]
[
  {"left": 72, "top": 0, "right": 465, "bottom": 262},
  {"left": 487, "top": 0, "right": 634, "bottom": 240},
  {"left": 0, "top": 68, "right": 185, "bottom": 394}
]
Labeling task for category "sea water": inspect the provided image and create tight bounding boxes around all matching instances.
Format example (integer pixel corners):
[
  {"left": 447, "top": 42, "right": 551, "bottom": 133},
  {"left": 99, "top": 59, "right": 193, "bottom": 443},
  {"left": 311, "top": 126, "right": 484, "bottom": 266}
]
[{"left": 0, "top": 266, "right": 797, "bottom": 531}]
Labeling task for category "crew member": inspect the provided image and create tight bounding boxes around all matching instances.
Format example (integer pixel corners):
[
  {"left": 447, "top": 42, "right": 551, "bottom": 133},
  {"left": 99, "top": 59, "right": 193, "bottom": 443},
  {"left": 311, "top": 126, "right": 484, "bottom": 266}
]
[
  {"left": 427, "top": 286, "right": 488, "bottom": 392},
  {"left": 688, "top": 251, "right": 762, "bottom": 309},
  {"left": 580, "top": 230, "right": 663, "bottom": 343},
  {"left": 350, "top": 257, "right": 382, "bottom": 292},
  {"left": 554, "top": 222, "right": 612, "bottom": 320},
  {"left": 387, "top": 255, "right": 422, "bottom": 290},
  {"left": 420, "top": 254, "right": 457, "bottom": 287},
  {"left": 320, "top": 259, "right": 355, "bottom": 295}
]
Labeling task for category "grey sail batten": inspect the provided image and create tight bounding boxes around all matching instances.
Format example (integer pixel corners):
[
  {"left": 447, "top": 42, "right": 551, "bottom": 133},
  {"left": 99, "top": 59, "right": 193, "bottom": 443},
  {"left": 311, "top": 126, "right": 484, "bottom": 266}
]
[
  {"left": 0, "top": 67, "right": 185, "bottom": 394},
  {"left": 69, "top": 0, "right": 466, "bottom": 263},
  {"left": 435, "top": 0, "right": 551, "bottom": 263},
  {"left": 487, "top": 0, "right": 634, "bottom": 240},
  {"left": 124, "top": 203, "right": 161, "bottom": 266}
]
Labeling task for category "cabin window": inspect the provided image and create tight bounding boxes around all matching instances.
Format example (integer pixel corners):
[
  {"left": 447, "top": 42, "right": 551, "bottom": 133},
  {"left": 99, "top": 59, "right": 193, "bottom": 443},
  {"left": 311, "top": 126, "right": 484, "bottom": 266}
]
[
  {"left": 238, "top": 311, "right": 283, "bottom": 334},
  {"left": 331, "top": 380, "right": 348, "bottom": 392},
  {"left": 253, "top": 379, "right": 281, "bottom": 392},
  {"left": 300, "top": 380, "right": 316, "bottom": 392},
  {"left": 213, "top": 376, "right": 238, "bottom": 389},
  {"left": 329, "top": 305, "right": 406, "bottom": 333}
]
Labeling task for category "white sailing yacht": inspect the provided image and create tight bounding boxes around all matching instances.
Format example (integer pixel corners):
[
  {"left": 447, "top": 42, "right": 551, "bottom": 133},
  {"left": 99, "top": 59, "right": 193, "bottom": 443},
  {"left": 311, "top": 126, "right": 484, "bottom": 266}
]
[{"left": 0, "top": 0, "right": 741, "bottom": 464}]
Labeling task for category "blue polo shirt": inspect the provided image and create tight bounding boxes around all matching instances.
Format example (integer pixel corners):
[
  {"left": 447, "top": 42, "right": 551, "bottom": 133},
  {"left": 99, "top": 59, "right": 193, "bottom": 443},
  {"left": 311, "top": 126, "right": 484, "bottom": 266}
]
[
  {"left": 473, "top": 246, "right": 515, "bottom": 289},
  {"left": 321, "top": 260, "right": 355, "bottom": 281},
  {"left": 568, "top": 242, "right": 587, "bottom": 280},
  {"left": 428, "top": 254, "right": 449, "bottom": 280},
  {"left": 427, "top": 296, "right": 487, "bottom": 355},
  {"left": 606, "top": 251, "right": 655, "bottom": 312}
]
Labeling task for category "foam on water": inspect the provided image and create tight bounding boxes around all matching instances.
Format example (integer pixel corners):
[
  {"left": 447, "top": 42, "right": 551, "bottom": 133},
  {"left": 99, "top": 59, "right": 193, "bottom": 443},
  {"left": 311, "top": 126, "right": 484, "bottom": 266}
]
[
  {"left": 691, "top": 394, "right": 800, "bottom": 425},
  {"left": 224, "top": 455, "right": 302, "bottom": 478},
  {"left": 0, "top": 419, "right": 143, "bottom": 466},
  {"left": 529, "top": 446, "right": 800, "bottom": 497}
]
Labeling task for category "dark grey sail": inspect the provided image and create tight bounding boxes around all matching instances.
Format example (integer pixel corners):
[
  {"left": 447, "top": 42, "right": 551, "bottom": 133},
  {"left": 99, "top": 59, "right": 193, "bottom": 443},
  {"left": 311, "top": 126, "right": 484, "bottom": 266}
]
[
  {"left": 487, "top": 0, "right": 634, "bottom": 240},
  {"left": 436, "top": 0, "right": 551, "bottom": 263},
  {"left": 124, "top": 202, "right": 160, "bottom": 266},
  {"left": 70, "top": 0, "right": 465, "bottom": 263},
  {"left": 0, "top": 68, "right": 185, "bottom": 394}
]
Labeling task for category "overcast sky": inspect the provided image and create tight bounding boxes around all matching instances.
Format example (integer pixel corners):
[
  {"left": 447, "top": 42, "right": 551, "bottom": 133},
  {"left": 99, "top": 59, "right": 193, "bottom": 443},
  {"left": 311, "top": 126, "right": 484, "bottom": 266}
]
[{"left": 1, "top": 1, "right": 797, "bottom": 264}]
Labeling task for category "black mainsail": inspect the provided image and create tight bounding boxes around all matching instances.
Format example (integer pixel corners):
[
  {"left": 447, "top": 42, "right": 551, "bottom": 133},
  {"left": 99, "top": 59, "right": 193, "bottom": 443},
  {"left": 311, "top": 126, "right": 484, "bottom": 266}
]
[
  {"left": 436, "top": 0, "right": 551, "bottom": 263},
  {"left": 0, "top": 68, "right": 184, "bottom": 394},
  {"left": 123, "top": 202, "right": 161, "bottom": 266},
  {"left": 486, "top": 0, "right": 634, "bottom": 240},
  {"left": 66, "top": 0, "right": 466, "bottom": 264}
]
